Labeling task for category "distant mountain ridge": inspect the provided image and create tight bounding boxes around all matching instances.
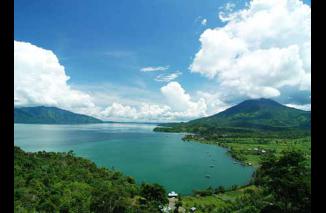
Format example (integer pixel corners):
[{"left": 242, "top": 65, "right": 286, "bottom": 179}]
[
  {"left": 14, "top": 106, "right": 103, "bottom": 124},
  {"left": 155, "top": 98, "right": 310, "bottom": 136}
]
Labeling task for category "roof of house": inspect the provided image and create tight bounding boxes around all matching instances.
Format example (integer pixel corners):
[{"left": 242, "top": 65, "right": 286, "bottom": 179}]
[{"left": 168, "top": 191, "right": 178, "bottom": 196}]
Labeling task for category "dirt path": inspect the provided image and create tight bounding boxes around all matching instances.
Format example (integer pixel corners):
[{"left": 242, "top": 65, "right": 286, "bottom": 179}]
[
  {"left": 168, "top": 197, "right": 176, "bottom": 210},
  {"left": 168, "top": 197, "right": 186, "bottom": 212}
]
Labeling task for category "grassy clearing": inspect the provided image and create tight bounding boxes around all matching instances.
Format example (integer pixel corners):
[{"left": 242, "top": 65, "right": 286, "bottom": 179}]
[
  {"left": 182, "top": 185, "right": 259, "bottom": 212},
  {"left": 223, "top": 137, "right": 311, "bottom": 167},
  {"left": 185, "top": 136, "right": 311, "bottom": 167}
]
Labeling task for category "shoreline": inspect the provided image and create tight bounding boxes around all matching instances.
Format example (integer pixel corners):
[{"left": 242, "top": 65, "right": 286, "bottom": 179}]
[{"left": 181, "top": 135, "right": 260, "bottom": 168}]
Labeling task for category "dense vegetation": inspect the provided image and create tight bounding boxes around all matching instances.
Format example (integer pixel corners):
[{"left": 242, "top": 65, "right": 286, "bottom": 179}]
[
  {"left": 154, "top": 99, "right": 310, "bottom": 138},
  {"left": 14, "top": 106, "right": 103, "bottom": 124},
  {"left": 254, "top": 150, "right": 311, "bottom": 212},
  {"left": 14, "top": 146, "right": 167, "bottom": 212}
]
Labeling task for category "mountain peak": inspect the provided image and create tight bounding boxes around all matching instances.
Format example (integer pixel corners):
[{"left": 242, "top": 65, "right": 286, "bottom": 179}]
[
  {"left": 238, "top": 98, "right": 283, "bottom": 107},
  {"left": 219, "top": 98, "right": 284, "bottom": 117}
]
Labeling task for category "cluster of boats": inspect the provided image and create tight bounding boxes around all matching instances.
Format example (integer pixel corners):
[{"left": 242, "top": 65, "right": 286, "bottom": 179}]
[{"left": 206, "top": 152, "right": 215, "bottom": 178}]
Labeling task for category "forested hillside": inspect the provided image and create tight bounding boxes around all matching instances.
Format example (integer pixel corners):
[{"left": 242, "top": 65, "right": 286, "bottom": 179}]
[
  {"left": 14, "top": 106, "right": 103, "bottom": 124},
  {"left": 14, "top": 147, "right": 167, "bottom": 212}
]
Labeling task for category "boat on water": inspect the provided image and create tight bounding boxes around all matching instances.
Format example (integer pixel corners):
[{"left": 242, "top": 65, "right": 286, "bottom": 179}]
[{"left": 205, "top": 175, "right": 211, "bottom": 178}]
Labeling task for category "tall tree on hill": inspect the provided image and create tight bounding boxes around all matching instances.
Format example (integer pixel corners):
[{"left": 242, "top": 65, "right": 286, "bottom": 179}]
[{"left": 255, "top": 150, "right": 311, "bottom": 213}]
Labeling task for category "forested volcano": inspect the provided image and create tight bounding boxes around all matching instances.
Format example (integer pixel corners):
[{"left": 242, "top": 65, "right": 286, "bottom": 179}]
[{"left": 155, "top": 98, "right": 310, "bottom": 136}]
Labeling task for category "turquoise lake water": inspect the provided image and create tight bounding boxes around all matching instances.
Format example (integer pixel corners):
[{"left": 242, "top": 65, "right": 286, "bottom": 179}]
[{"left": 14, "top": 123, "right": 254, "bottom": 195}]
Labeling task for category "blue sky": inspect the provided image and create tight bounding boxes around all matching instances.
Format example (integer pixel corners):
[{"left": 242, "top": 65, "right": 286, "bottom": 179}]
[
  {"left": 15, "top": 0, "right": 241, "bottom": 91},
  {"left": 14, "top": 0, "right": 311, "bottom": 121}
]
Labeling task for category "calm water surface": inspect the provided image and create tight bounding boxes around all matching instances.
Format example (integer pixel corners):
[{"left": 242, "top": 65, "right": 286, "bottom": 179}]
[{"left": 14, "top": 123, "right": 254, "bottom": 195}]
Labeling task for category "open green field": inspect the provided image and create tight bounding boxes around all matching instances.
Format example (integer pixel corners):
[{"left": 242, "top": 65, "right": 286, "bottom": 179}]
[
  {"left": 182, "top": 185, "right": 262, "bottom": 212},
  {"left": 184, "top": 136, "right": 311, "bottom": 167}
]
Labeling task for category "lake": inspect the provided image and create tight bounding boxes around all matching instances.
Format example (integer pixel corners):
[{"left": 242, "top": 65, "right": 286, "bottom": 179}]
[{"left": 14, "top": 123, "right": 254, "bottom": 195}]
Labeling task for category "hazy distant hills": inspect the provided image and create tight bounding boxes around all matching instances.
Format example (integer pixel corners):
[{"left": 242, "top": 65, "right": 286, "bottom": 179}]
[
  {"left": 14, "top": 106, "right": 103, "bottom": 124},
  {"left": 156, "top": 98, "right": 311, "bottom": 135}
]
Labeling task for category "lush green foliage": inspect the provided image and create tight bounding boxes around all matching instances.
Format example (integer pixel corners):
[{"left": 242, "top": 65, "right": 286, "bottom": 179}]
[
  {"left": 254, "top": 150, "right": 311, "bottom": 212},
  {"left": 14, "top": 146, "right": 167, "bottom": 212},
  {"left": 139, "top": 183, "right": 168, "bottom": 207},
  {"left": 154, "top": 99, "right": 310, "bottom": 138},
  {"left": 14, "top": 106, "right": 103, "bottom": 124}
]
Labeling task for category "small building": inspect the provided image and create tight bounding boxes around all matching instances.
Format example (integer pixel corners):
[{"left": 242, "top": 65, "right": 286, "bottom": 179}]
[
  {"left": 190, "top": 207, "right": 197, "bottom": 212},
  {"left": 261, "top": 150, "right": 266, "bottom": 153},
  {"left": 254, "top": 148, "right": 259, "bottom": 151},
  {"left": 168, "top": 191, "right": 178, "bottom": 197}
]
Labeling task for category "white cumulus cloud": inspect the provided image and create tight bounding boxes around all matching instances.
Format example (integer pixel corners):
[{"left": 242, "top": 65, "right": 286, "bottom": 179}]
[
  {"left": 196, "top": 91, "right": 230, "bottom": 115},
  {"left": 285, "top": 103, "right": 311, "bottom": 111},
  {"left": 190, "top": 0, "right": 311, "bottom": 101},
  {"left": 101, "top": 102, "right": 139, "bottom": 120},
  {"left": 14, "top": 41, "right": 97, "bottom": 114},
  {"left": 100, "top": 82, "right": 209, "bottom": 121},
  {"left": 160, "top": 82, "right": 207, "bottom": 117}
]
